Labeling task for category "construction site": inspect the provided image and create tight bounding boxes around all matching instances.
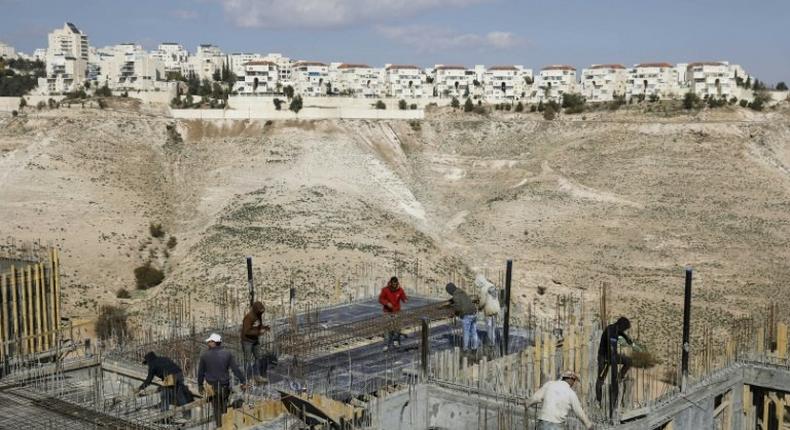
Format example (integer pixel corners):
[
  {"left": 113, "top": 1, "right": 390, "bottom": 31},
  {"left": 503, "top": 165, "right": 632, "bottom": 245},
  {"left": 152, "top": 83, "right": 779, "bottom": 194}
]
[{"left": 1, "top": 240, "right": 789, "bottom": 430}]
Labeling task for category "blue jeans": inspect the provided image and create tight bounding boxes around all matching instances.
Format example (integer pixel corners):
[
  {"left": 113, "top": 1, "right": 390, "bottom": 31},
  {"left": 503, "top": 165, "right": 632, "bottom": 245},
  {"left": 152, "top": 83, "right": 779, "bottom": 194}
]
[
  {"left": 462, "top": 314, "right": 479, "bottom": 351},
  {"left": 537, "top": 420, "right": 563, "bottom": 430}
]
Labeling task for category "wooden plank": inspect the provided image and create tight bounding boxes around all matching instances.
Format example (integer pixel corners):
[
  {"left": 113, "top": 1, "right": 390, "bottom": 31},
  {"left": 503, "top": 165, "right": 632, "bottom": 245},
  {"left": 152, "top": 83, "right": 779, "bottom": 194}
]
[
  {"left": 19, "top": 266, "right": 29, "bottom": 354},
  {"left": 53, "top": 248, "right": 60, "bottom": 336},
  {"left": 25, "top": 265, "right": 34, "bottom": 353},
  {"left": 533, "top": 332, "right": 542, "bottom": 388},
  {"left": 763, "top": 393, "right": 772, "bottom": 430},
  {"left": 9, "top": 265, "right": 18, "bottom": 355},
  {"left": 777, "top": 323, "right": 788, "bottom": 360},
  {"left": 49, "top": 251, "right": 56, "bottom": 347},
  {"left": 1, "top": 274, "right": 7, "bottom": 360},
  {"left": 34, "top": 263, "right": 44, "bottom": 352}
]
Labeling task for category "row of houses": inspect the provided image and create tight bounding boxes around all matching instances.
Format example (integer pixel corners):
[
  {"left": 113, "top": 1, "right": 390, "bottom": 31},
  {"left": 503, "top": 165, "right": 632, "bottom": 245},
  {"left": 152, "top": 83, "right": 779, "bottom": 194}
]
[{"left": 6, "top": 22, "right": 755, "bottom": 103}]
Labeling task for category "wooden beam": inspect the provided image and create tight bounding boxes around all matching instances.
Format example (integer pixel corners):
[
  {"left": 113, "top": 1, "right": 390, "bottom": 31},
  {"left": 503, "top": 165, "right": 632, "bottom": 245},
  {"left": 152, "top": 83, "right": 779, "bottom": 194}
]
[
  {"left": 49, "top": 250, "right": 57, "bottom": 348},
  {"left": 18, "top": 266, "right": 29, "bottom": 354},
  {"left": 10, "top": 265, "right": 18, "bottom": 356},
  {"left": 34, "top": 263, "right": 44, "bottom": 352},
  {"left": 53, "top": 248, "right": 60, "bottom": 335},
  {"left": 776, "top": 323, "right": 787, "bottom": 360},
  {"left": 25, "top": 265, "right": 34, "bottom": 353},
  {"left": 0, "top": 274, "right": 6, "bottom": 361}
]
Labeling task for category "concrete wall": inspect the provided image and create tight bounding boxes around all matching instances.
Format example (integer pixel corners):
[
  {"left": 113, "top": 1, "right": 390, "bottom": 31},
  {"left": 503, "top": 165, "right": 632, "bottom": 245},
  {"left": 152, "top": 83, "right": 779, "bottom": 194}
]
[
  {"left": 229, "top": 95, "right": 451, "bottom": 111},
  {"left": 170, "top": 107, "right": 424, "bottom": 120},
  {"left": 0, "top": 95, "right": 65, "bottom": 112}
]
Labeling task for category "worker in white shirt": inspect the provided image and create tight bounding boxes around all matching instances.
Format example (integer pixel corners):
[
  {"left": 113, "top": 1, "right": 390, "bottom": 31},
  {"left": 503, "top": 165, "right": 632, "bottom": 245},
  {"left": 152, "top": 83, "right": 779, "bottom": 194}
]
[{"left": 526, "top": 370, "right": 594, "bottom": 430}]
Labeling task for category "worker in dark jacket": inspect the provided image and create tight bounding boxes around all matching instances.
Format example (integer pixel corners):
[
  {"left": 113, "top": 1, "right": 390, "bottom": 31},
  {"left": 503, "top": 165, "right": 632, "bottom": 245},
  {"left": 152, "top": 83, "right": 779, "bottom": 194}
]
[
  {"left": 197, "top": 333, "right": 247, "bottom": 427},
  {"left": 379, "top": 276, "right": 408, "bottom": 351},
  {"left": 445, "top": 282, "right": 479, "bottom": 352},
  {"left": 137, "top": 351, "right": 193, "bottom": 414},
  {"left": 241, "top": 301, "right": 271, "bottom": 382},
  {"left": 595, "top": 316, "right": 634, "bottom": 402}
]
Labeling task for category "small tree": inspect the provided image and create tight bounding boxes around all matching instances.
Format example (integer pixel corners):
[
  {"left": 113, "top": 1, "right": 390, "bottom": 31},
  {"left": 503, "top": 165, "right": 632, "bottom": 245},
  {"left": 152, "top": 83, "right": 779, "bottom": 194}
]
[
  {"left": 777, "top": 82, "right": 788, "bottom": 91},
  {"left": 167, "top": 236, "right": 177, "bottom": 249},
  {"left": 95, "top": 83, "right": 112, "bottom": 97},
  {"left": 289, "top": 95, "right": 303, "bottom": 113},
  {"left": 749, "top": 91, "right": 770, "bottom": 111},
  {"left": 683, "top": 92, "right": 701, "bottom": 110},
  {"left": 450, "top": 97, "right": 460, "bottom": 109},
  {"left": 134, "top": 263, "right": 165, "bottom": 290},
  {"left": 739, "top": 99, "right": 749, "bottom": 108},
  {"left": 463, "top": 97, "right": 474, "bottom": 112},
  {"left": 11, "top": 110, "right": 18, "bottom": 117},
  {"left": 375, "top": 100, "right": 386, "bottom": 110},
  {"left": 648, "top": 94, "right": 660, "bottom": 103},
  {"left": 19, "top": 97, "right": 26, "bottom": 109},
  {"left": 149, "top": 223, "right": 165, "bottom": 238},
  {"left": 398, "top": 99, "right": 408, "bottom": 110},
  {"left": 515, "top": 101, "right": 524, "bottom": 112},
  {"left": 562, "top": 93, "right": 585, "bottom": 114},
  {"left": 543, "top": 105, "right": 556, "bottom": 120},
  {"left": 410, "top": 103, "right": 418, "bottom": 110},
  {"left": 283, "top": 85, "right": 295, "bottom": 99},
  {"left": 36, "top": 100, "right": 46, "bottom": 110},
  {"left": 273, "top": 98, "right": 283, "bottom": 111}
]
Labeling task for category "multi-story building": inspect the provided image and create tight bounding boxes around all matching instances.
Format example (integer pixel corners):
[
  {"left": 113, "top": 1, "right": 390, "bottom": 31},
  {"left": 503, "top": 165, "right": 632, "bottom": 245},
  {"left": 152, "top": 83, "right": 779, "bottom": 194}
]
[
  {"left": 686, "top": 61, "right": 735, "bottom": 99},
  {"left": 533, "top": 65, "right": 577, "bottom": 103},
  {"left": 96, "top": 43, "right": 164, "bottom": 90},
  {"left": 32, "top": 49, "right": 48, "bottom": 62},
  {"left": 40, "top": 22, "right": 89, "bottom": 93},
  {"left": 334, "top": 63, "right": 383, "bottom": 98},
  {"left": 627, "top": 62, "right": 679, "bottom": 99},
  {"left": 580, "top": 64, "right": 628, "bottom": 102},
  {"left": 235, "top": 60, "right": 279, "bottom": 94},
  {"left": 188, "top": 44, "right": 224, "bottom": 80},
  {"left": 291, "top": 61, "right": 329, "bottom": 96},
  {"left": 483, "top": 65, "right": 523, "bottom": 102},
  {"left": 434, "top": 65, "right": 471, "bottom": 99},
  {"left": 385, "top": 65, "right": 424, "bottom": 98},
  {"left": 151, "top": 43, "right": 190, "bottom": 76},
  {"left": 228, "top": 53, "right": 261, "bottom": 79},
  {"left": 0, "top": 42, "right": 16, "bottom": 59}
]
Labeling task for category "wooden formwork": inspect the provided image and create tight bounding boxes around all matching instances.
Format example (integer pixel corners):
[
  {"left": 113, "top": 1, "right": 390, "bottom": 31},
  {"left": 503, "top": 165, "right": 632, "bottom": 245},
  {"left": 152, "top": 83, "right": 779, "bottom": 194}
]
[{"left": 0, "top": 248, "right": 61, "bottom": 360}]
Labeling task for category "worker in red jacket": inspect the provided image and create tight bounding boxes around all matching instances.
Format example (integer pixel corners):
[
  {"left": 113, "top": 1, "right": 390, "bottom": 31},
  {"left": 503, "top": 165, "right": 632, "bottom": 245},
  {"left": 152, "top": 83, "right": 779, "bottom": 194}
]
[{"left": 379, "top": 276, "right": 407, "bottom": 351}]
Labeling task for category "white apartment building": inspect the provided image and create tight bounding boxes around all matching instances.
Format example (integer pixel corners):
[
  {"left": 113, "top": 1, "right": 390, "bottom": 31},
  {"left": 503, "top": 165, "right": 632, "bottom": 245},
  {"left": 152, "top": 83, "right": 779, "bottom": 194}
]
[
  {"left": 291, "top": 61, "right": 329, "bottom": 96},
  {"left": 40, "top": 22, "right": 89, "bottom": 93},
  {"left": 228, "top": 53, "right": 261, "bottom": 79},
  {"left": 96, "top": 43, "right": 164, "bottom": 90},
  {"left": 151, "top": 43, "right": 190, "bottom": 76},
  {"left": 235, "top": 60, "right": 279, "bottom": 94},
  {"left": 533, "top": 65, "right": 577, "bottom": 103},
  {"left": 686, "top": 61, "right": 736, "bottom": 99},
  {"left": 385, "top": 65, "right": 424, "bottom": 98},
  {"left": 580, "top": 64, "right": 628, "bottom": 102},
  {"left": 434, "top": 65, "right": 471, "bottom": 99},
  {"left": 627, "top": 62, "right": 679, "bottom": 99},
  {"left": 483, "top": 66, "right": 522, "bottom": 102},
  {"left": 334, "top": 63, "right": 383, "bottom": 98},
  {"left": 188, "top": 44, "right": 224, "bottom": 80},
  {"left": 0, "top": 42, "right": 16, "bottom": 59}
]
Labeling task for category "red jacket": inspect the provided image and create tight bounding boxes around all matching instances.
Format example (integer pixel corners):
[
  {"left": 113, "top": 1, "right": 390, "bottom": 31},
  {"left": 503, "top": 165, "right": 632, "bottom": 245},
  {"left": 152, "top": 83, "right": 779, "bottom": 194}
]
[{"left": 379, "top": 286, "right": 407, "bottom": 313}]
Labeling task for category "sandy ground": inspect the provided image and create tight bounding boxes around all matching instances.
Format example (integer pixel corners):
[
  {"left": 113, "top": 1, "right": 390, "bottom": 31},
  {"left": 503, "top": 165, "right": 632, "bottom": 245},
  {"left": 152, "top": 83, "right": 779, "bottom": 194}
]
[{"left": 1, "top": 100, "right": 789, "bottom": 358}]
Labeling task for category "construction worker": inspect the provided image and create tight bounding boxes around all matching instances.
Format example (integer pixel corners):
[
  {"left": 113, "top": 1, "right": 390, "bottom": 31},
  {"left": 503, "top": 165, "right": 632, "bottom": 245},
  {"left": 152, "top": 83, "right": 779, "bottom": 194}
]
[
  {"left": 595, "top": 316, "right": 634, "bottom": 403},
  {"left": 241, "top": 301, "right": 271, "bottom": 383},
  {"left": 137, "top": 351, "right": 193, "bottom": 417},
  {"left": 445, "top": 282, "right": 479, "bottom": 352},
  {"left": 379, "top": 276, "right": 407, "bottom": 351},
  {"left": 197, "top": 333, "right": 247, "bottom": 428},
  {"left": 475, "top": 274, "right": 500, "bottom": 347},
  {"left": 526, "top": 371, "right": 593, "bottom": 430}
]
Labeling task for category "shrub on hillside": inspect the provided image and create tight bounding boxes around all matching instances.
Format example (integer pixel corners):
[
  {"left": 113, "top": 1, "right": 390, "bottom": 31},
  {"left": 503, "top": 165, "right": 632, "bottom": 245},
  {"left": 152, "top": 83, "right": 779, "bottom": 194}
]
[
  {"left": 683, "top": 92, "right": 701, "bottom": 110},
  {"left": 95, "top": 84, "right": 112, "bottom": 97},
  {"left": 273, "top": 98, "right": 283, "bottom": 111},
  {"left": 515, "top": 102, "right": 524, "bottom": 112},
  {"left": 167, "top": 236, "right": 177, "bottom": 249},
  {"left": 398, "top": 99, "right": 408, "bottom": 110},
  {"left": 134, "top": 263, "right": 165, "bottom": 290},
  {"left": 739, "top": 99, "right": 749, "bottom": 108},
  {"left": 11, "top": 110, "right": 18, "bottom": 117},
  {"left": 562, "top": 93, "right": 586, "bottom": 114},
  {"left": 463, "top": 97, "right": 474, "bottom": 112},
  {"left": 95, "top": 305, "right": 129, "bottom": 341},
  {"left": 450, "top": 97, "right": 460, "bottom": 109},
  {"left": 749, "top": 91, "right": 771, "bottom": 111},
  {"left": 149, "top": 223, "right": 165, "bottom": 238},
  {"left": 289, "top": 95, "right": 303, "bottom": 113},
  {"left": 543, "top": 105, "right": 556, "bottom": 120},
  {"left": 374, "top": 100, "right": 386, "bottom": 110},
  {"left": 116, "top": 288, "right": 131, "bottom": 299},
  {"left": 410, "top": 103, "right": 417, "bottom": 110}
]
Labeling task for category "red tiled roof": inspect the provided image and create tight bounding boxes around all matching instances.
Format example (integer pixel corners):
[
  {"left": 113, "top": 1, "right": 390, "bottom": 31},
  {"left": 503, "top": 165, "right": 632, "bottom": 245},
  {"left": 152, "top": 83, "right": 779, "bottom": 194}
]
[
  {"left": 244, "top": 60, "right": 277, "bottom": 67},
  {"left": 386, "top": 64, "right": 420, "bottom": 71},
  {"left": 635, "top": 62, "right": 673, "bottom": 68},
  {"left": 488, "top": 65, "right": 518, "bottom": 71},
  {"left": 338, "top": 63, "right": 371, "bottom": 69},
  {"left": 589, "top": 64, "right": 625, "bottom": 70},
  {"left": 542, "top": 65, "right": 576, "bottom": 71},
  {"left": 294, "top": 61, "right": 328, "bottom": 67},
  {"left": 687, "top": 61, "right": 726, "bottom": 68},
  {"left": 436, "top": 65, "right": 466, "bottom": 70}
]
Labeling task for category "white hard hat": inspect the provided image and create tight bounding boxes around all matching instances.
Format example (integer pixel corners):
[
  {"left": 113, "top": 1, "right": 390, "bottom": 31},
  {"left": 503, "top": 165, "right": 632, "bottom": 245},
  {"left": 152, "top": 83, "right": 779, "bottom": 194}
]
[{"left": 205, "top": 333, "right": 222, "bottom": 343}]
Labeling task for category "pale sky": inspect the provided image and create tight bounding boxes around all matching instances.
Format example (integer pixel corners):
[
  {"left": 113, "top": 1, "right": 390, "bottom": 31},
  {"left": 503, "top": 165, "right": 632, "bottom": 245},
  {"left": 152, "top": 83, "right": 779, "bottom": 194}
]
[{"left": 1, "top": 0, "right": 788, "bottom": 83}]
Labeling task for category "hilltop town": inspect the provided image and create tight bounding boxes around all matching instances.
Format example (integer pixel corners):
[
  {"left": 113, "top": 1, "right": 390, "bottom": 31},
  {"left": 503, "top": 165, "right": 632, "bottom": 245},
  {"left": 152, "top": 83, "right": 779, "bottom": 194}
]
[{"left": 1, "top": 22, "right": 784, "bottom": 110}]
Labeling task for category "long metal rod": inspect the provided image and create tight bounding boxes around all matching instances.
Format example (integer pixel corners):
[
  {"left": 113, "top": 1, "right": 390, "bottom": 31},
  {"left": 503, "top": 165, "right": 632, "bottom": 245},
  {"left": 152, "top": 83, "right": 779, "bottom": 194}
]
[
  {"left": 503, "top": 259, "right": 513, "bottom": 356},
  {"left": 681, "top": 266, "right": 693, "bottom": 391},
  {"left": 246, "top": 256, "right": 254, "bottom": 308}
]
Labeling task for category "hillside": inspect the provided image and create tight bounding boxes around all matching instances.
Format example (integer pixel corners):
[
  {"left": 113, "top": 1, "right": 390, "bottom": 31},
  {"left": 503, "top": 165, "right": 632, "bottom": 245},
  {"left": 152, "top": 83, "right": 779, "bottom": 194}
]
[{"left": 1, "top": 104, "right": 789, "bottom": 355}]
